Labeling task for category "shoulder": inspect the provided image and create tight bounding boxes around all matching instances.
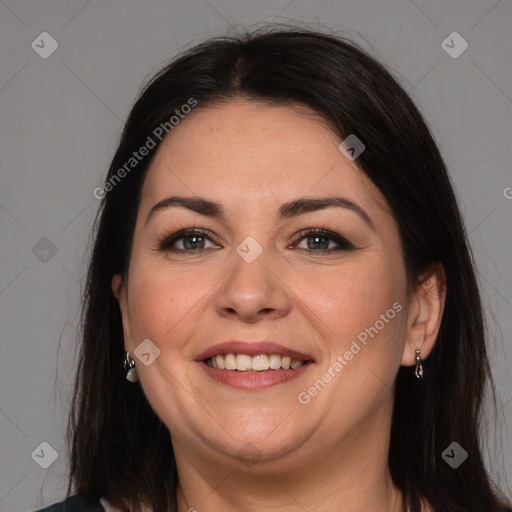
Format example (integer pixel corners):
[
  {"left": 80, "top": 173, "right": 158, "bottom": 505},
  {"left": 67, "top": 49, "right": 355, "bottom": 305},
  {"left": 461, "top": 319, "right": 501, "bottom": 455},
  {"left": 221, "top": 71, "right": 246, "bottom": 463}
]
[{"left": 33, "top": 495, "right": 104, "bottom": 512}]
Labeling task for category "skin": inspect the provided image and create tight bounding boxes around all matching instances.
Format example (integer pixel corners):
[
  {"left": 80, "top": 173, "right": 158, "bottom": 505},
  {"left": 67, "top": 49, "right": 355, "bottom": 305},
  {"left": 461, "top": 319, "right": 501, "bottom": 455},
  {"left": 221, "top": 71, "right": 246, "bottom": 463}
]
[{"left": 112, "top": 100, "right": 445, "bottom": 512}]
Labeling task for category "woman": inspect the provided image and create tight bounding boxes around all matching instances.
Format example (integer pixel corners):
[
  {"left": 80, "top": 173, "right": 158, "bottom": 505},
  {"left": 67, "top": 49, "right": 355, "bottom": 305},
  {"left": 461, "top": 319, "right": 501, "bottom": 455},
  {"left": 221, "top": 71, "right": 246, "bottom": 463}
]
[{"left": 36, "top": 27, "right": 511, "bottom": 512}]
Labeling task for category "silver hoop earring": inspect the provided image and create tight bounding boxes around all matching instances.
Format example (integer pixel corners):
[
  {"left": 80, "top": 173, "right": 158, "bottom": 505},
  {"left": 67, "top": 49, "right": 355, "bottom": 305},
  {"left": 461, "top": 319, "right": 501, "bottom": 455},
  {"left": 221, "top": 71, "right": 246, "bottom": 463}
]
[
  {"left": 123, "top": 351, "right": 139, "bottom": 383},
  {"left": 415, "top": 349, "right": 424, "bottom": 379}
]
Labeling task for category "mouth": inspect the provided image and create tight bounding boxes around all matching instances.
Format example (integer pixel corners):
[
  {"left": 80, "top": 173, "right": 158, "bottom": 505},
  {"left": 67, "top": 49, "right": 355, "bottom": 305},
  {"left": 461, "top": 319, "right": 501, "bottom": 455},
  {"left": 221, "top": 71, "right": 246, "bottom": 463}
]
[
  {"left": 204, "top": 353, "right": 307, "bottom": 371},
  {"left": 196, "top": 341, "right": 314, "bottom": 390}
]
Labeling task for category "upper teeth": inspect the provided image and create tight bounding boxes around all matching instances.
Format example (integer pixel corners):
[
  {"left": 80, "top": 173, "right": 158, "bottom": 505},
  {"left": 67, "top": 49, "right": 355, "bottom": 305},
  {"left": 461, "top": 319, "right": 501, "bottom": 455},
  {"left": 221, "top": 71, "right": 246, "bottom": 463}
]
[{"left": 205, "top": 354, "right": 306, "bottom": 371}]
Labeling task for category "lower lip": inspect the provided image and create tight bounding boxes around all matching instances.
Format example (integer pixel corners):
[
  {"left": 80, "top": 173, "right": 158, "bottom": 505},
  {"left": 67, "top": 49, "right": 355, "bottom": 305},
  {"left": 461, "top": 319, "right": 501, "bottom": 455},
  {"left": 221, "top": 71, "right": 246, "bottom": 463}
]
[{"left": 198, "top": 360, "right": 313, "bottom": 390}]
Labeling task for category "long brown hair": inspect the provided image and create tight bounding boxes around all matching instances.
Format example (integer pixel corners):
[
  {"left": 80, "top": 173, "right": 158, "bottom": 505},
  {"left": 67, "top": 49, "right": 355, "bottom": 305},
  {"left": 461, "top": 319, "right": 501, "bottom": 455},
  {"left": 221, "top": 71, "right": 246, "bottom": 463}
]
[{"left": 67, "top": 27, "right": 511, "bottom": 511}]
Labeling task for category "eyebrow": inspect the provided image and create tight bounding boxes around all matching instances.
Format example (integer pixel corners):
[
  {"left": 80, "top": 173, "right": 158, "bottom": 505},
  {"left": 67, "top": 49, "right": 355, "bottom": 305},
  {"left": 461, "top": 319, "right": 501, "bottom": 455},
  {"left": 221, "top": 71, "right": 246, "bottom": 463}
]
[
  {"left": 145, "top": 196, "right": 225, "bottom": 226},
  {"left": 145, "top": 195, "right": 375, "bottom": 230},
  {"left": 279, "top": 197, "right": 375, "bottom": 229}
]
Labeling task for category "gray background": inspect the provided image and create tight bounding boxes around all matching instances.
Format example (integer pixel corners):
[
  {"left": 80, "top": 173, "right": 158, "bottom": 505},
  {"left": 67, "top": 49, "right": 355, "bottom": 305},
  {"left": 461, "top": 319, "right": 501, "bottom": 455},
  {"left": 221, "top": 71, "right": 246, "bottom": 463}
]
[{"left": 0, "top": 1, "right": 511, "bottom": 510}]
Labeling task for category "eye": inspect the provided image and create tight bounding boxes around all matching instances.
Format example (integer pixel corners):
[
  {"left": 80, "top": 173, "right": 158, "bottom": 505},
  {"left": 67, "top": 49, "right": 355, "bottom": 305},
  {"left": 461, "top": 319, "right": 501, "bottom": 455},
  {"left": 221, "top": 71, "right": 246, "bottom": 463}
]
[
  {"left": 293, "top": 228, "right": 355, "bottom": 253},
  {"left": 157, "top": 229, "right": 221, "bottom": 252}
]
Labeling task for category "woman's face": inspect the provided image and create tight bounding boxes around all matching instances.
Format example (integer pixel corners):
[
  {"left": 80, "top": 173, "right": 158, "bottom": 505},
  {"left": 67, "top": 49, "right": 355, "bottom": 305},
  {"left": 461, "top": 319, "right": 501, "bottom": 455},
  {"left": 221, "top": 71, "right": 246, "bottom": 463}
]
[{"left": 114, "top": 100, "right": 414, "bottom": 471}]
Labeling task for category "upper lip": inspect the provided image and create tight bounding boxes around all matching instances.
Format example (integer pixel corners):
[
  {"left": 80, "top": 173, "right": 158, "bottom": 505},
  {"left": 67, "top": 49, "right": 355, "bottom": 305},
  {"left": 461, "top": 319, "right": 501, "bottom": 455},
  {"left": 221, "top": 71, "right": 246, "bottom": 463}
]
[{"left": 196, "top": 341, "right": 314, "bottom": 362}]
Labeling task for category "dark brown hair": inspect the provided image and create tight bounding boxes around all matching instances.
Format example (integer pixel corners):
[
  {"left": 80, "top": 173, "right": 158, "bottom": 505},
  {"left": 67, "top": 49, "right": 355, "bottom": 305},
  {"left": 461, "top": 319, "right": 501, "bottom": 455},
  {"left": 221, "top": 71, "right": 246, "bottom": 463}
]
[{"left": 67, "top": 27, "right": 511, "bottom": 511}]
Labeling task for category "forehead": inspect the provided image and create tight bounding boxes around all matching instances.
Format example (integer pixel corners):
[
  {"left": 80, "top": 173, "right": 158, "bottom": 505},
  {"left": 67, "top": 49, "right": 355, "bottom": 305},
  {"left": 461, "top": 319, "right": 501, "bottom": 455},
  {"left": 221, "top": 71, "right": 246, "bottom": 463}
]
[{"left": 141, "top": 100, "right": 388, "bottom": 215}]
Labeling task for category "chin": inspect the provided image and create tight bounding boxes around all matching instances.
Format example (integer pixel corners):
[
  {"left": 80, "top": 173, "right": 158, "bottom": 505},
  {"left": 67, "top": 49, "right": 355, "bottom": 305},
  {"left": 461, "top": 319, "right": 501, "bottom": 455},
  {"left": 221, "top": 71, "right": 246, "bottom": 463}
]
[{"left": 207, "top": 423, "right": 313, "bottom": 467}]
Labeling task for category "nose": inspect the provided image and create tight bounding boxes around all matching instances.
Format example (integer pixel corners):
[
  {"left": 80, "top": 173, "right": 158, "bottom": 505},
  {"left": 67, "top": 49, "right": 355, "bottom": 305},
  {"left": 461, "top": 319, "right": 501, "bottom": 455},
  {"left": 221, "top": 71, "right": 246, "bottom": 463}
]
[{"left": 215, "top": 251, "right": 292, "bottom": 323}]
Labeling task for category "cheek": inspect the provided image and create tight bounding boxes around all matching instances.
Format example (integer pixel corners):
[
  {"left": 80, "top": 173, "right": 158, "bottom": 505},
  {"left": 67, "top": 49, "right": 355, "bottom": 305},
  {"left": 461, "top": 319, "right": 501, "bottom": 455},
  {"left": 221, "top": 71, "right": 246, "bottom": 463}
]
[
  {"left": 293, "top": 254, "right": 407, "bottom": 362},
  {"left": 294, "top": 257, "right": 408, "bottom": 421},
  {"left": 125, "top": 256, "right": 216, "bottom": 345}
]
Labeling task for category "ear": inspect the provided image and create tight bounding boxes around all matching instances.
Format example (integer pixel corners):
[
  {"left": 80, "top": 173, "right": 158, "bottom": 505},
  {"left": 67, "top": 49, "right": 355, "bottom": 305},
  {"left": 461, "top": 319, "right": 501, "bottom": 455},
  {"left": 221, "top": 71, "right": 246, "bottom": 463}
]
[
  {"left": 112, "top": 274, "right": 123, "bottom": 301},
  {"left": 402, "top": 263, "right": 446, "bottom": 366},
  {"left": 112, "top": 274, "right": 132, "bottom": 343}
]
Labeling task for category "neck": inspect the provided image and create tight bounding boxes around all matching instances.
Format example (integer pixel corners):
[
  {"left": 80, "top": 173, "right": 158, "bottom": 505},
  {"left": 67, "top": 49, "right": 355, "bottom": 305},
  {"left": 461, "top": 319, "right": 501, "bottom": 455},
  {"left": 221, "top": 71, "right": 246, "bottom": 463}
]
[
  {"left": 176, "top": 470, "right": 403, "bottom": 512},
  {"left": 174, "top": 397, "right": 407, "bottom": 512}
]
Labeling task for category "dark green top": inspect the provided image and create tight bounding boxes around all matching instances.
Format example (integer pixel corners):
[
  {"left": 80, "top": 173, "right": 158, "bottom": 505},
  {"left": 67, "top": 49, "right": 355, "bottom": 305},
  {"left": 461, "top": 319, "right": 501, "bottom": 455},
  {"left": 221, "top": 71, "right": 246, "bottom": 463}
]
[
  {"left": 34, "top": 494, "right": 512, "bottom": 512},
  {"left": 34, "top": 495, "right": 104, "bottom": 512}
]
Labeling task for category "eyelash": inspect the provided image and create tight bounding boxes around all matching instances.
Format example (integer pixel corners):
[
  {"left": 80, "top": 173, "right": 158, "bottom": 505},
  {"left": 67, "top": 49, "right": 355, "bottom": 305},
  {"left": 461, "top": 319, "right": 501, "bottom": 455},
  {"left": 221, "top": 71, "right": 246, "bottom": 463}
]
[
  {"left": 155, "top": 227, "right": 356, "bottom": 254},
  {"left": 292, "top": 227, "right": 356, "bottom": 253}
]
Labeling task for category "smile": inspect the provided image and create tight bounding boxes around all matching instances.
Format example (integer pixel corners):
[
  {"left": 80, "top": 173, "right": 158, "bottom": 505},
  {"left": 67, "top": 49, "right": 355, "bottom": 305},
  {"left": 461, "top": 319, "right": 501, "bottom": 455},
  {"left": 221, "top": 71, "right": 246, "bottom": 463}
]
[
  {"left": 204, "top": 353, "right": 307, "bottom": 371},
  {"left": 196, "top": 341, "right": 314, "bottom": 389}
]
